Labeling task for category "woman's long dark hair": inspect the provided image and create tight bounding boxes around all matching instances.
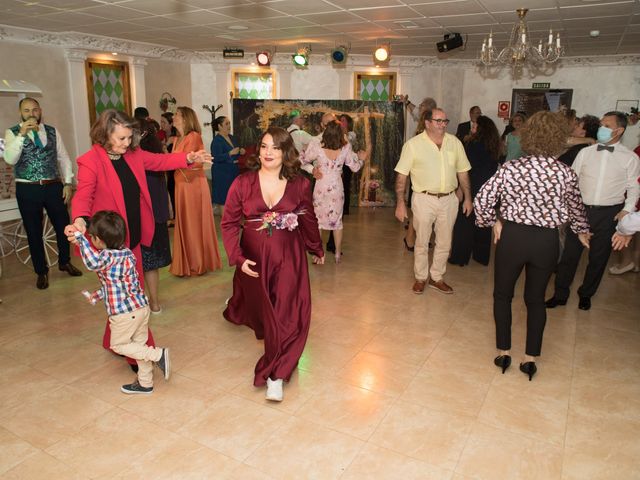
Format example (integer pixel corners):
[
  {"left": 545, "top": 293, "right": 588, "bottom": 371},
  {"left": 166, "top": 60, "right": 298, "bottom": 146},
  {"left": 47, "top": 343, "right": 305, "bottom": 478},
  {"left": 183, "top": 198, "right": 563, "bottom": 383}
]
[
  {"left": 470, "top": 115, "right": 501, "bottom": 161},
  {"left": 246, "top": 127, "right": 300, "bottom": 180}
]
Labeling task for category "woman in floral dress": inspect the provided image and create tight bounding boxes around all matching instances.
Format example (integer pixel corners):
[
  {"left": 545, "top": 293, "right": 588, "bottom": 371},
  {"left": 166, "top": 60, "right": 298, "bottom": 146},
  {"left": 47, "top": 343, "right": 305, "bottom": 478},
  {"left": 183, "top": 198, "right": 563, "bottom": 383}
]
[
  {"left": 221, "top": 127, "right": 324, "bottom": 402},
  {"left": 301, "top": 121, "right": 365, "bottom": 263}
]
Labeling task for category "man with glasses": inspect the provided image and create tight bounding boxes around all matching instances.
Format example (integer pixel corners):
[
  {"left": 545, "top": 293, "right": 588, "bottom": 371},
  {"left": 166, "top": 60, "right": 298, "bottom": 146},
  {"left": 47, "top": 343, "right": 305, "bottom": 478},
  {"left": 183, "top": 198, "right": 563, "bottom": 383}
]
[{"left": 394, "top": 108, "right": 472, "bottom": 294}]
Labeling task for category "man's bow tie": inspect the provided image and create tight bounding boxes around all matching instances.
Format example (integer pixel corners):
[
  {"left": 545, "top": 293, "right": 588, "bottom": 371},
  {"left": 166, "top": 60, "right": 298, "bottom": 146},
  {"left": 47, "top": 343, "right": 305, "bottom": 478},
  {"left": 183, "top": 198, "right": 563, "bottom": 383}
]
[{"left": 597, "top": 144, "right": 614, "bottom": 152}]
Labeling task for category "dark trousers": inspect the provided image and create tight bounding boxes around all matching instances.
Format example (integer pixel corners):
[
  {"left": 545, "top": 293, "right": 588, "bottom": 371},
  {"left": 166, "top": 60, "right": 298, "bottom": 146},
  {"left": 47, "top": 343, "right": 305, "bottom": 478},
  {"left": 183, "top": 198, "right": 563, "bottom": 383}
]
[
  {"left": 449, "top": 206, "right": 492, "bottom": 266},
  {"left": 553, "top": 204, "right": 621, "bottom": 301},
  {"left": 494, "top": 222, "right": 558, "bottom": 356},
  {"left": 15, "top": 182, "right": 71, "bottom": 274},
  {"left": 342, "top": 166, "right": 352, "bottom": 216},
  {"left": 166, "top": 170, "right": 176, "bottom": 218}
]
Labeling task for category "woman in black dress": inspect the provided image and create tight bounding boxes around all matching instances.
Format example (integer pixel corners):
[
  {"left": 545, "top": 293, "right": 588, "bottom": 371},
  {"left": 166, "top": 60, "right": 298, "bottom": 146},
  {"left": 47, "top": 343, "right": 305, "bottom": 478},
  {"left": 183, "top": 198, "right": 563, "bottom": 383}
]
[{"left": 449, "top": 115, "right": 500, "bottom": 266}]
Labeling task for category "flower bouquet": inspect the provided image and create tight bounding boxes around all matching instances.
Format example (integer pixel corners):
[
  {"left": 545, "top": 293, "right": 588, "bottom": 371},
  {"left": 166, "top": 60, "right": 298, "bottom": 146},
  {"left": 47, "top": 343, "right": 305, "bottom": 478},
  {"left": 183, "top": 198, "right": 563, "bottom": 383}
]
[
  {"left": 368, "top": 179, "right": 380, "bottom": 202},
  {"left": 256, "top": 211, "right": 301, "bottom": 236}
]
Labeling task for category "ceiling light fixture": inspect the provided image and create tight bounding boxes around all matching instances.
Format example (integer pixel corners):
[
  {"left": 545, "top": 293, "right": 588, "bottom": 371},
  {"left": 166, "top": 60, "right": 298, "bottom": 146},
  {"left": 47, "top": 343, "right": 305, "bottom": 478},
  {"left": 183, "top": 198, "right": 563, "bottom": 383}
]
[
  {"left": 256, "top": 50, "right": 271, "bottom": 66},
  {"left": 292, "top": 46, "right": 310, "bottom": 67},
  {"left": 330, "top": 45, "right": 349, "bottom": 67},
  {"left": 479, "top": 8, "right": 563, "bottom": 77},
  {"left": 373, "top": 43, "right": 390, "bottom": 67}
]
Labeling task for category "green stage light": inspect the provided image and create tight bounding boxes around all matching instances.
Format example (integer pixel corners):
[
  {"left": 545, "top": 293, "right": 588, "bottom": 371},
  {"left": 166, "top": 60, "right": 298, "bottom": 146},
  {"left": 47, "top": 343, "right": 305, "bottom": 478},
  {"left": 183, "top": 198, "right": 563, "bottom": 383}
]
[{"left": 292, "top": 46, "right": 310, "bottom": 67}]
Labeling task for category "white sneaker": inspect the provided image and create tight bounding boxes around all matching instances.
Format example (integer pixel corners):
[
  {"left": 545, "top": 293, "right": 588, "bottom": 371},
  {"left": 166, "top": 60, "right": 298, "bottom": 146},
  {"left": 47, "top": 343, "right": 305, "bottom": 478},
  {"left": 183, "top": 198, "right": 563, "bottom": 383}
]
[
  {"left": 609, "top": 262, "right": 636, "bottom": 275},
  {"left": 265, "top": 378, "right": 283, "bottom": 402}
]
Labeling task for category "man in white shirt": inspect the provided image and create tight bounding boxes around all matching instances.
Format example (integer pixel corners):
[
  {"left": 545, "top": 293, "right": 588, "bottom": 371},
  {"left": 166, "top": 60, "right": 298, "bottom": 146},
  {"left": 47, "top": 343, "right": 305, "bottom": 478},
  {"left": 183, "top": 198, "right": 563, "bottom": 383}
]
[
  {"left": 547, "top": 111, "right": 640, "bottom": 310},
  {"left": 286, "top": 110, "right": 313, "bottom": 154},
  {"left": 3, "top": 97, "right": 82, "bottom": 289}
]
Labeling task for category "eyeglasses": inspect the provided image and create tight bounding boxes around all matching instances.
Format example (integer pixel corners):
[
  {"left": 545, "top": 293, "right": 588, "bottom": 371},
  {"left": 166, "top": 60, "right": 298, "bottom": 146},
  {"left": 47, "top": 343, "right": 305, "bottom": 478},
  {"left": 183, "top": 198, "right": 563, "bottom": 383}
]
[{"left": 429, "top": 119, "right": 450, "bottom": 125}]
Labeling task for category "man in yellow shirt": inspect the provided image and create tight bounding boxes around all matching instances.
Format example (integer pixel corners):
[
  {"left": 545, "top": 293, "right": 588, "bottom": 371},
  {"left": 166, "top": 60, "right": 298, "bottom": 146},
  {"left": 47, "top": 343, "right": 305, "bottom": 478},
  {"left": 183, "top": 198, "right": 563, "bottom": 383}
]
[{"left": 395, "top": 108, "right": 472, "bottom": 294}]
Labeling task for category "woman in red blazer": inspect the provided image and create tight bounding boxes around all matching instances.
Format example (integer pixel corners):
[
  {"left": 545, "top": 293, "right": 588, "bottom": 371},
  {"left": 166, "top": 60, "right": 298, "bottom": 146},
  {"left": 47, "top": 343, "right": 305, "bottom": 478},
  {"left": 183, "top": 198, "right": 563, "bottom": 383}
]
[{"left": 67, "top": 109, "right": 210, "bottom": 368}]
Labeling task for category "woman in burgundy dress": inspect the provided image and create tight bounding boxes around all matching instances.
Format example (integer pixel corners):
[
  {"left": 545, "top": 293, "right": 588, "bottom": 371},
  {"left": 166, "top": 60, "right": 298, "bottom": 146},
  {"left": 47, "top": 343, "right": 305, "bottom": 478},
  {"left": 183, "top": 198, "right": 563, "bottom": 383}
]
[{"left": 221, "top": 127, "right": 324, "bottom": 402}]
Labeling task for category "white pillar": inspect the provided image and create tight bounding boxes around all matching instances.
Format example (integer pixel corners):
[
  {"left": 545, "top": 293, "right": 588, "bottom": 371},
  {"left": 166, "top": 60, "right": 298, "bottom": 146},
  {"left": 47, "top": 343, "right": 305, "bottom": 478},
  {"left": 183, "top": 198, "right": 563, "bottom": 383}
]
[
  {"left": 212, "top": 64, "right": 230, "bottom": 118},
  {"left": 399, "top": 67, "right": 417, "bottom": 100},
  {"left": 129, "top": 57, "right": 147, "bottom": 111},
  {"left": 337, "top": 69, "right": 352, "bottom": 99},
  {"left": 64, "top": 48, "right": 90, "bottom": 160},
  {"left": 278, "top": 65, "right": 293, "bottom": 99}
]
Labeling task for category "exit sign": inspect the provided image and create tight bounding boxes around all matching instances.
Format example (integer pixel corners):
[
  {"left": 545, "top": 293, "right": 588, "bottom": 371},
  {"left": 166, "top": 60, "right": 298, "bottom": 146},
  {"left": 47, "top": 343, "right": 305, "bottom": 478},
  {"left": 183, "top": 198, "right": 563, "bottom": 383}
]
[{"left": 532, "top": 82, "right": 550, "bottom": 89}]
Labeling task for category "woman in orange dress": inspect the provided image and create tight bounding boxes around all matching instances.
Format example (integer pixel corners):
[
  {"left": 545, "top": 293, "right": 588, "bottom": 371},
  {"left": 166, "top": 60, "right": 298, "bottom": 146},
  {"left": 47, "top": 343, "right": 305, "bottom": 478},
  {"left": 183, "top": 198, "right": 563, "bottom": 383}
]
[{"left": 169, "top": 106, "right": 222, "bottom": 276}]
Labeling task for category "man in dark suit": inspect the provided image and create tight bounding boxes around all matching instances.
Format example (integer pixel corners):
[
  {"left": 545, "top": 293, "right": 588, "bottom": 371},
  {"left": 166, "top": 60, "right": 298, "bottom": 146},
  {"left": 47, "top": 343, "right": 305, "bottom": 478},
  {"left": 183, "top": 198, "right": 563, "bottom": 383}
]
[{"left": 456, "top": 105, "right": 482, "bottom": 143}]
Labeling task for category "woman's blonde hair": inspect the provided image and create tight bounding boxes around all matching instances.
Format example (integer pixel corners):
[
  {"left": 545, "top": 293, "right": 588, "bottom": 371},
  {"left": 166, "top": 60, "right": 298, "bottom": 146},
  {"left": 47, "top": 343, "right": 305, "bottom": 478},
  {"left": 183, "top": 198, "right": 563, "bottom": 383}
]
[{"left": 176, "top": 106, "right": 202, "bottom": 136}]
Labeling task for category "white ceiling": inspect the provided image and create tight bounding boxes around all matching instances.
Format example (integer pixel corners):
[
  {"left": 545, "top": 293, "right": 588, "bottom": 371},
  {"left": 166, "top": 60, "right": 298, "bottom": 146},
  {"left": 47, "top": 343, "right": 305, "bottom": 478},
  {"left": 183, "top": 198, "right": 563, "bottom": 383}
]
[{"left": 1, "top": 0, "right": 639, "bottom": 59}]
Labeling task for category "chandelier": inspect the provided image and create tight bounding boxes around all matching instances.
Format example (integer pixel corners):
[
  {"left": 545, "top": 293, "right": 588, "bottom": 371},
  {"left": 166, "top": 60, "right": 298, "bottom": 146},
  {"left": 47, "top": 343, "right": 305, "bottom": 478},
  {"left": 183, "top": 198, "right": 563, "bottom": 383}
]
[{"left": 479, "top": 8, "right": 563, "bottom": 75}]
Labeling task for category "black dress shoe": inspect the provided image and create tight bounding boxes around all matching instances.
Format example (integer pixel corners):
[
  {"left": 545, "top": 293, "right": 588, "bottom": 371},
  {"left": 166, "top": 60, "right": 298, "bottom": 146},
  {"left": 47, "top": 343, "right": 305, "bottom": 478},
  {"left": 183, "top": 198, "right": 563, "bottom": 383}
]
[
  {"left": 36, "top": 273, "right": 49, "bottom": 290},
  {"left": 494, "top": 355, "right": 511, "bottom": 374},
  {"left": 59, "top": 262, "right": 83, "bottom": 276},
  {"left": 519, "top": 362, "right": 537, "bottom": 381},
  {"left": 545, "top": 297, "right": 567, "bottom": 308},
  {"left": 578, "top": 297, "right": 591, "bottom": 310}
]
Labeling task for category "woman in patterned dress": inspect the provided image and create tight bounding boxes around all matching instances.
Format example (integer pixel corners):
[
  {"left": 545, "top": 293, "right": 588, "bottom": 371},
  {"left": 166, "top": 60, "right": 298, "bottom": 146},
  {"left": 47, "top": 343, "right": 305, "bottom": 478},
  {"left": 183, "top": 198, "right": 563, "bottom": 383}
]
[
  {"left": 474, "top": 111, "right": 591, "bottom": 381},
  {"left": 301, "top": 121, "right": 365, "bottom": 263}
]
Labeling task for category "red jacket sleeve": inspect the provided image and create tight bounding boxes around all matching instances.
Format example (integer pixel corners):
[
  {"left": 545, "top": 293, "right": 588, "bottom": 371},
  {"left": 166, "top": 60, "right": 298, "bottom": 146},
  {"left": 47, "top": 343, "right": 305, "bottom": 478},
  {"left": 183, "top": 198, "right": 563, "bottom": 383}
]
[
  {"left": 136, "top": 149, "right": 189, "bottom": 171},
  {"left": 72, "top": 151, "right": 98, "bottom": 220}
]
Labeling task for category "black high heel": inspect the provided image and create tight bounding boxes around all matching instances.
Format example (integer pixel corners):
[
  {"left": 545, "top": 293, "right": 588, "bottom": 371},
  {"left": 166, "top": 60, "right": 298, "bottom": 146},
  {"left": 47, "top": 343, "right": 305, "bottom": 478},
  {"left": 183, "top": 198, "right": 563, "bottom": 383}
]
[
  {"left": 494, "top": 355, "right": 511, "bottom": 374},
  {"left": 403, "top": 238, "right": 415, "bottom": 252},
  {"left": 519, "top": 362, "right": 537, "bottom": 381}
]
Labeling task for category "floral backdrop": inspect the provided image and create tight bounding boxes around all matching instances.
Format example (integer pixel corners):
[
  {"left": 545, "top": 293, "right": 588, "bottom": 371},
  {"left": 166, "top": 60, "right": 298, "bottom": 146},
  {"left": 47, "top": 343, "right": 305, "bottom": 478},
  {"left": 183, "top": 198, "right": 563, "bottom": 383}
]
[{"left": 232, "top": 99, "right": 405, "bottom": 207}]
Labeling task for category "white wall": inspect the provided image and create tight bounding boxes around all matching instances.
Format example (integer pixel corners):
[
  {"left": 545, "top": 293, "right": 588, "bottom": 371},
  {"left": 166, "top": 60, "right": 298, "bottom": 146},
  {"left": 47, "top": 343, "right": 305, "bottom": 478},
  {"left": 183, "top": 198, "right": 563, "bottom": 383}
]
[
  {"left": 457, "top": 62, "right": 640, "bottom": 131},
  {"left": 0, "top": 42, "right": 75, "bottom": 158},
  {"left": 290, "top": 68, "right": 341, "bottom": 99},
  {"left": 144, "top": 59, "right": 192, "bottom": 122}
]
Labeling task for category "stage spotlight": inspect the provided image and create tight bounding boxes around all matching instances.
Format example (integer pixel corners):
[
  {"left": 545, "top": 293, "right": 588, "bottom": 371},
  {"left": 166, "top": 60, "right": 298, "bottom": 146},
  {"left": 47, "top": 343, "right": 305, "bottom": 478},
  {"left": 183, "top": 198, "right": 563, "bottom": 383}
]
[
  {"left": 256, "top": 50, "right": 271, "bottom": 66},
  {"left": 292, "top": 46, "right": 310, "bottom": 67},
  {"left": 330, "top": 46, "right": 348, "bottom": 66},
  {"left": 373, "top": 44, "right": 390, "bottom": 66}
]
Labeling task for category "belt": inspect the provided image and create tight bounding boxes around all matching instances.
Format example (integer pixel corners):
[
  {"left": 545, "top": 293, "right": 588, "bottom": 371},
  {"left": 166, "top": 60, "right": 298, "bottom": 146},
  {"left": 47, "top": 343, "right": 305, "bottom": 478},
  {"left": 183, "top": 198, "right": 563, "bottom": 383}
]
[
  {"left": 419, "top": 190, "right": 454, "bottom": 198},
  {"left": 584, "top": 204, "right": 619, "bottom": 210},
  {"left": 19, "top": 178, "right": 61, "bottom": 185}
]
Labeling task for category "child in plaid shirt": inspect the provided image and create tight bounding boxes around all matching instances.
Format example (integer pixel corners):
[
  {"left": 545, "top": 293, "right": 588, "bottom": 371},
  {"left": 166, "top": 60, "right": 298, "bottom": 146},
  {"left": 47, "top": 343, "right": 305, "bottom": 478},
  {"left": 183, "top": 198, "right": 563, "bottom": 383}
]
[{"left": 71, "top": 210, "right": 170, "bottom": 395}]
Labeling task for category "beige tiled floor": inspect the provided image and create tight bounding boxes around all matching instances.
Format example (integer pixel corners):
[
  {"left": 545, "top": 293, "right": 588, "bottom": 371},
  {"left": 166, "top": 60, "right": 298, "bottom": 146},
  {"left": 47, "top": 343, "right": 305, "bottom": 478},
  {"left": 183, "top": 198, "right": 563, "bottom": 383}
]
[{"left": 1, "top": 208, "right": 639, "bottom": 479}]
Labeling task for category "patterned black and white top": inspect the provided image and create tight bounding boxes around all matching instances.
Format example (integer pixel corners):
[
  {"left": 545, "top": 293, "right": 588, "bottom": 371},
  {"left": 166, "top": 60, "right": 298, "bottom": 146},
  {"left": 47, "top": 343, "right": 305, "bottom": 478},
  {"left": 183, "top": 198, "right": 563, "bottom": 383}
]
[{"left": 474, "top": 155, "right": 590, "bottom": 234}]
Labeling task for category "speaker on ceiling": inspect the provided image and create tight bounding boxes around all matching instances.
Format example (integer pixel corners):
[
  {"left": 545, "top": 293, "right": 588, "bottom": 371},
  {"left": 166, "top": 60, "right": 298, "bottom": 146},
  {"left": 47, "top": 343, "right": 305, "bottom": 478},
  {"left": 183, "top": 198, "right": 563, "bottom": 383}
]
[{"left": 436, "top": 33, "right": 463, "bottom": 53}]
